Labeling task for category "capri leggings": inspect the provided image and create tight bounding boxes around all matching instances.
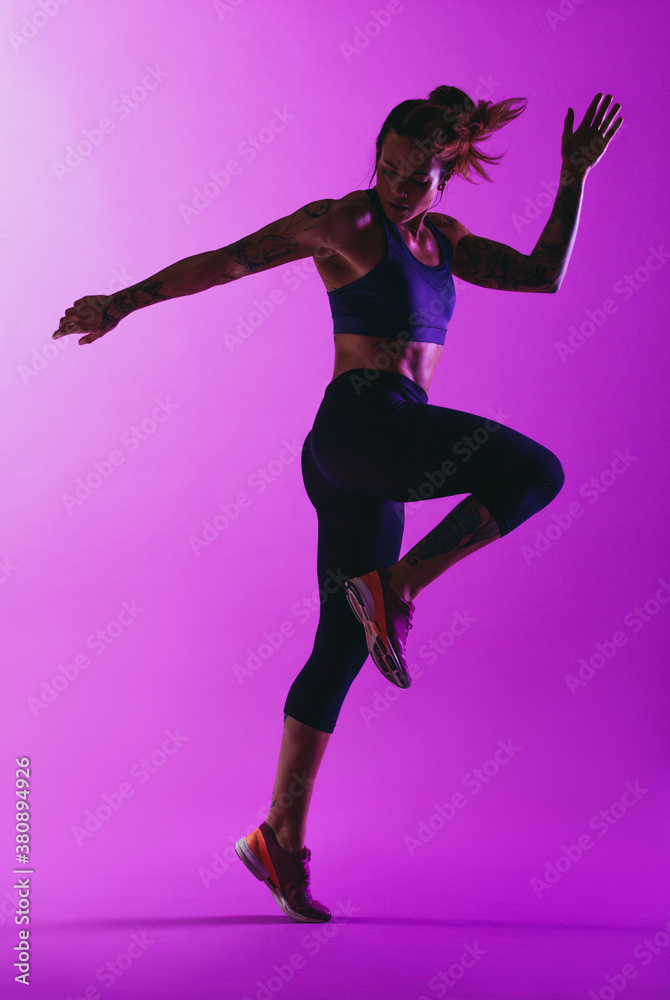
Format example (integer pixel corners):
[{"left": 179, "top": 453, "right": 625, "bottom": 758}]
[{"left": 283, "top": 368, "right": 564, "bottom": 733}]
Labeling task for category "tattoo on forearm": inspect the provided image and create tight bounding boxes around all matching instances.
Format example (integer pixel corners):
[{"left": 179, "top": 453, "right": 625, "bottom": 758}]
[
  {"left": 107, "top": 278, "right": 172, "bottom": 326},
  {"left": 454, "top": 235, "right": 550, "bottom": 291},
  {"left": 405, "top": 496, "right": 500, "bottom": 564},
  {"left": 531, "top": 183, "right": 580, "bottom": 288}
]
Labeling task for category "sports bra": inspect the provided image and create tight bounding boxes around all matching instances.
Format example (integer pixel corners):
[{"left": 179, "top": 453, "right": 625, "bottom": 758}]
[{"left": 327, "top": 187, "right": 456, "bottom": 346}]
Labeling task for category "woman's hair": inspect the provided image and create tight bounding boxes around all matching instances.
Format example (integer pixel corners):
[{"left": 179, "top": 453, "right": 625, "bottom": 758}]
[{"left": 368, "top": 85, "right": 528, "bottom": 198}]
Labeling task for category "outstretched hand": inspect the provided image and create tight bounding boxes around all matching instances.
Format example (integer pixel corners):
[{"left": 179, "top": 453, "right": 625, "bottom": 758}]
[
  {"left": 53, "top": 294, "right": 120, "bottom": 345},
  {"left": 561, "top": 93, "right": 623, "bottom": 177}
]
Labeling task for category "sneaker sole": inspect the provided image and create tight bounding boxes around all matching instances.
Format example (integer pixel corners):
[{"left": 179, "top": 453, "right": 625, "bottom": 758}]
[
  {"left": 345, "top": 577, "right": 411, "bottom": 689},
  {"left": 234, "top": 836, "right": 330, "bottom": 923}
]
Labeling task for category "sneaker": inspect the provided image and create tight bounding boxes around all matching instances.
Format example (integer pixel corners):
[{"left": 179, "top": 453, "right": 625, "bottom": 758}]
[
  {"left": 344, "top": 567, "right": 414, "bottom": 688},
  {"left": 235, "top": 821, "right": 331, "bottom": 923}
]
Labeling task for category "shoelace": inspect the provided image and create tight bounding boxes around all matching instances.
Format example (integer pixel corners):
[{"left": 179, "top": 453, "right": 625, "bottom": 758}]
[{"left": 298, "top": 852, "right": 315, "bottom": 901}]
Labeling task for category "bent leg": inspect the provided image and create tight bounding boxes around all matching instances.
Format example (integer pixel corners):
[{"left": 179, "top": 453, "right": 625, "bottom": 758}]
[
  {"left": 382, "top": 403, "right": 565, "bottom": 600},
  {"left": 310, "top": 375, "right": 564, "bottom": 602}
]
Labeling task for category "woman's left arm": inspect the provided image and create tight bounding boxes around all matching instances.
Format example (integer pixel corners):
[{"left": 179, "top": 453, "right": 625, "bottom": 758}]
[
  {"left": 447, "top": 93, "right": 623, "bottom": 294},
  {"left": 532, "top": 93, "right": 623, "bottom": 292}
]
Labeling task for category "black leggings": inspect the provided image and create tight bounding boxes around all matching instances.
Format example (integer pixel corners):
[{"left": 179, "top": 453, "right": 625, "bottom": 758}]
[{"left": 283, "top": 369, "right": 564, "bottom": 733}]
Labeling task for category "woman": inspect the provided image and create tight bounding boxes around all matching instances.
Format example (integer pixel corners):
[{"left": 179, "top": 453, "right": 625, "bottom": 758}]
[{"left": 53, "top": 86, "right": 623, "bottom": 924}]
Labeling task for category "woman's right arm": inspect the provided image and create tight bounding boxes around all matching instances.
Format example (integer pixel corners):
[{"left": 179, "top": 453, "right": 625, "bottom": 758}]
[{"left": 53, "top": 197, "right": 347, "bottom": 345}]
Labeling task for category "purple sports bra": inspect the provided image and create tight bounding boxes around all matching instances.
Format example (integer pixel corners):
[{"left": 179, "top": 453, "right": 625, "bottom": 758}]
[{"left": 327, "top": 187, "right": 456, "bottom": 346}]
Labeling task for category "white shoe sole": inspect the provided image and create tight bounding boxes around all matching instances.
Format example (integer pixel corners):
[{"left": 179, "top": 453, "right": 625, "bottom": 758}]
[
  {"left": 235, "top": 835, "right": 330, "bottom": 923},
  {"left": 344, "top": 577, "right": 411, "bottom": 689}
]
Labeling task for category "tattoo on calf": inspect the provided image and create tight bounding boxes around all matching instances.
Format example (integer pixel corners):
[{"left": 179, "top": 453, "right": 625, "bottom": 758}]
[{"left": 405, "top": 496, "right": 499, "bottom": 564}]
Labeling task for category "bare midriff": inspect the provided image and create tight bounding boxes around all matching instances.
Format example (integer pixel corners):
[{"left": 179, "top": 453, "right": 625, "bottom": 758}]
[{"left": 331, "top": 334, "right": 443, "bottom": 397}]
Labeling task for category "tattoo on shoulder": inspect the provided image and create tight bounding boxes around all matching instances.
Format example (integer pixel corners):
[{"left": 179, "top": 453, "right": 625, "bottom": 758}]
[{"left": 304, "top": 199, "right": 334, "bottom": 218}]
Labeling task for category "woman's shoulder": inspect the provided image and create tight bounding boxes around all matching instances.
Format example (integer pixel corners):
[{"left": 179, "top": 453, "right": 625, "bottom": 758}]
[
  {"left": 428, "top": 212, "right": 470, "bottom": 256},
  {"left": 337, "top": 188, "right": 374, "bottom": 218}
]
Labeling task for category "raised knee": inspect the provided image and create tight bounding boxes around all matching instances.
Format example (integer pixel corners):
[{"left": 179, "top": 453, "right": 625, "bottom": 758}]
[
  {"left": 545, "top": 451, "right": 565, "bottom": 500},
  {"left": 529, "top": 446, "right": 564, "bottom": 502}
]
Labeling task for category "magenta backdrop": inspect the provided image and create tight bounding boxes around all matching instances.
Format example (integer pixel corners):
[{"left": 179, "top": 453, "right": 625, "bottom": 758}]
[{"left": 2, "top": 1, "right": 669, "bottom": 997}]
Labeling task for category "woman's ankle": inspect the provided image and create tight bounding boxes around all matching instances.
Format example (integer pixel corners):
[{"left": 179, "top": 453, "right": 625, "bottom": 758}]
[
  {"left": 386, "top": 564, "right": 419, "bottom": 603},
  {"left": 265, "top": 817, "right": 304, "bottom": 854}
]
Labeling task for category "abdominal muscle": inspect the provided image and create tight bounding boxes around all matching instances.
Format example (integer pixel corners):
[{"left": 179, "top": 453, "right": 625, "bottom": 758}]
[{"left": 332, "top": 334, "right": 442, "bottom": 397}]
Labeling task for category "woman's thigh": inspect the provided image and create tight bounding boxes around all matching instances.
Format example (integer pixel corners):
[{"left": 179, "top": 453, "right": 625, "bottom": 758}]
[
  {"left": 302, "top": 430, "right": 406, "bottom": 576},
  {"left": 284, "top": 435, "right": 406, "bottom": 732},
  {"left": 308, "top": 375, "right": 564, "bottom": 535}
]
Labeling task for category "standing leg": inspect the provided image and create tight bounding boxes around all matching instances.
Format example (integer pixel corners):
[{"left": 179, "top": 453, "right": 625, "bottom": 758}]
[
  {"left": 264, "top": 432, "right": 406, "bottom": 852},
  {"left": 264, "top": 715, "right": 331, "bottom": 854},
  {"left": 235, "top": 433, "right": 405, "bottom": 919}
]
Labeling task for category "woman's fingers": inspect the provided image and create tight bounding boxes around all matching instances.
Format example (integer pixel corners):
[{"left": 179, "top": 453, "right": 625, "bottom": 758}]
[
  {"left": 53, "top": 295, "right": 114, "bottom": 342},
  {"left": 53, "top": 317, "right": 79, "bottom": 339},
  {"left": 593, "top": 93, "right": 612, "bottom": 127},
  {"left": 602, "top": 102, "right": 623, "bottom": 135},
  {"left": 581, "top": 92, "right": 603, "bottom": 126},
  {"left": 53, "top": 320, "right": 74, "bottom": 339},
  {"left": 562, "top": 94, "right": 623, "bottom": 175},
  {"left": 590, "top": 95, "right": 624, "bottom": 147},
  {"left": 54, "top": 303, "right": 85, "bottom": 337},
  {"left": 589, "top": 94, "right": 623, "bottom": 136}
]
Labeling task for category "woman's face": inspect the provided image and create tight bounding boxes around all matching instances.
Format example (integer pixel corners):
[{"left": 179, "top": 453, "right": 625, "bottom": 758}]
[{"left": 376, "top": 130, "right": 444, "bottom": 223}]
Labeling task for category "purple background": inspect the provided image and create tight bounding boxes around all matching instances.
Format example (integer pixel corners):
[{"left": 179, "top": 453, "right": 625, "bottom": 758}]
[{"left": 2, "top": 0, "right": 669, "bottom": 997}]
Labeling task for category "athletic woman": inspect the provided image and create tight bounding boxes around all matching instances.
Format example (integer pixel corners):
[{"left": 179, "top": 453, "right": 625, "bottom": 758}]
[{"left": 53, "top": 87, "right": 623, "bottom": 923}]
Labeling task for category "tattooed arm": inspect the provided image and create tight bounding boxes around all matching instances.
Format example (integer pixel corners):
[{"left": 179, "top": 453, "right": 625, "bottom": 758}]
[
  {"left": 208, "top": 198, "right": 345, "bottom": 284},
  {"left": 437, "top": 167, "right": 586, "bottom": 294},
  {"left": 53, "top": 197, "right": 346, "bottom": 345},
  {"left": 442, "top": 95, "right": 623, "bottom": 296}
]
